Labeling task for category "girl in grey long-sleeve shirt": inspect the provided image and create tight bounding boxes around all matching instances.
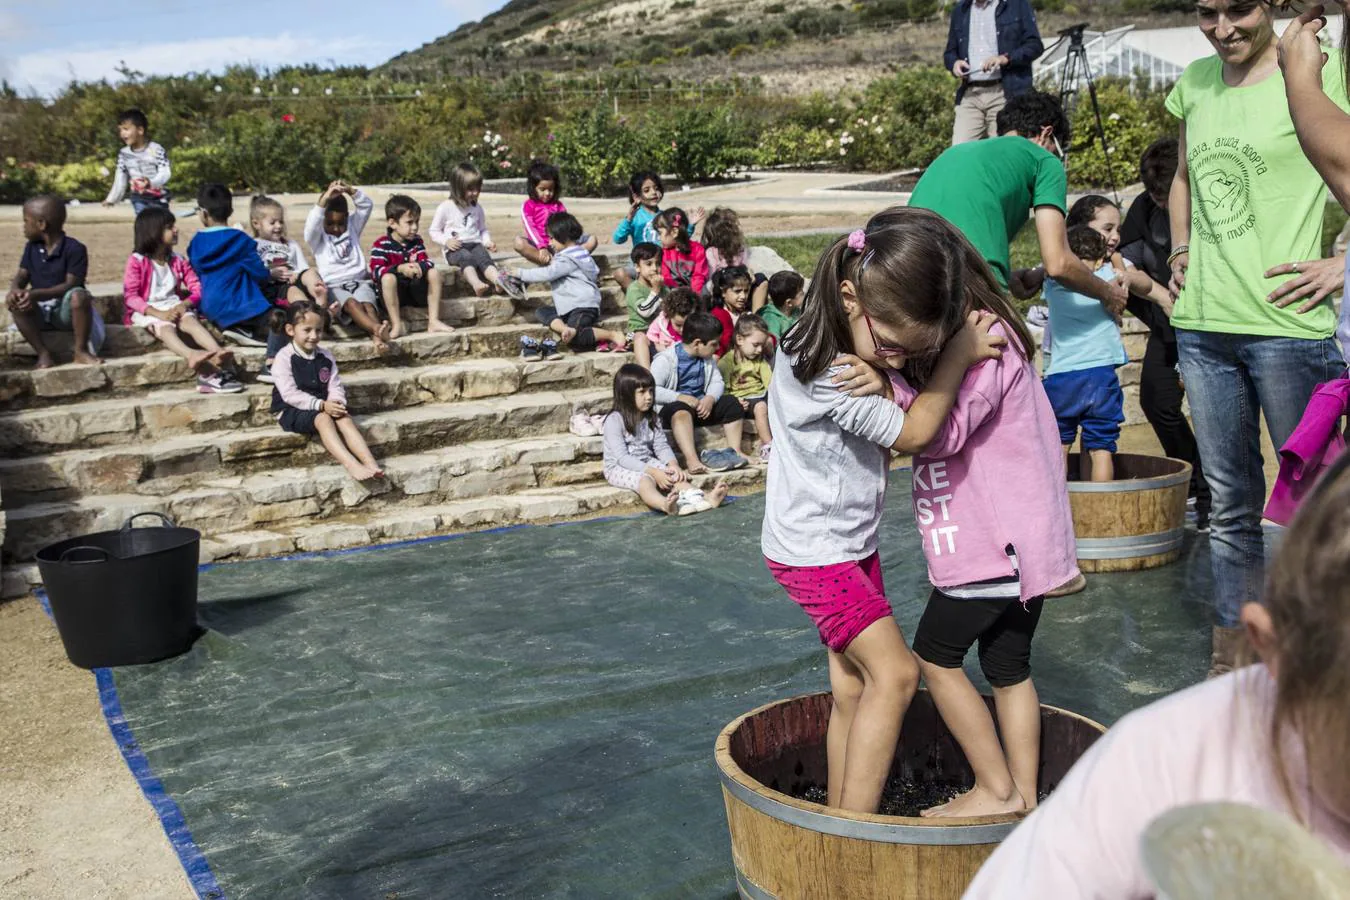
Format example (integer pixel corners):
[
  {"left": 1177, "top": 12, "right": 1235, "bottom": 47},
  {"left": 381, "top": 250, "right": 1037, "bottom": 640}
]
[{"left": 603, "top": 364, "right": 729, "bottom": 515}]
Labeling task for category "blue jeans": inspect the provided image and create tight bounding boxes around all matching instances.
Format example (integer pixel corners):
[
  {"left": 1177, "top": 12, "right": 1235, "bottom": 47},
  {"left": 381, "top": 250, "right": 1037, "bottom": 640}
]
[
  {"left": 129, "top": 193, "right": 169, "bottom": 215},
  {"left": 1175, "top": 328, "right": 1345, "bottom": 626}
]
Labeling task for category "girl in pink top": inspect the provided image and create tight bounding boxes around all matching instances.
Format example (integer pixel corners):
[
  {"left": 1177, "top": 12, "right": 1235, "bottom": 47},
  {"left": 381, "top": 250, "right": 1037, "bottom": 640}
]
[
  {"left": 844, "top": 206, "right": 1078, "bottom": 819},
  {"left": 653, "top": 208, "right": 709, "bottom": 295},
  {"left": 511, "top": 160, "right": 598, "bottom": 266},
  {"left": 122, "top": 207, "right": 241, "bottom": 394},
  {"left": 966, "top": 454, "right": 1350, "bottom": 897}
]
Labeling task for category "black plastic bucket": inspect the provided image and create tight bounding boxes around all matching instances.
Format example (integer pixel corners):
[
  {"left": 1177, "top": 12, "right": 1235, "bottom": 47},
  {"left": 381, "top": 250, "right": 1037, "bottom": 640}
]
[{"left": 36, "top": 513, "right": 202, "bottom": 668}]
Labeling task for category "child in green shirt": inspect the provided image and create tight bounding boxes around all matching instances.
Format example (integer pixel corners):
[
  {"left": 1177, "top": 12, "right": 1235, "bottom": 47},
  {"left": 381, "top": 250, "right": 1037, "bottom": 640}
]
[
  {"left": 717, "top": 314, "right": 775, "bottom": 463},
  {"left": 759, "top": 270, "right": 804, "bottom": 341},
  {"left": 625, "top": 242, "right": 666, "bottom": 368}
]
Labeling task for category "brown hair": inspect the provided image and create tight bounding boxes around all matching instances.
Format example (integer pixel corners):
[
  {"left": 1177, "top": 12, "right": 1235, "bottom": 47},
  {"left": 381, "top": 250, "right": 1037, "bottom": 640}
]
[
  {"left": 1261, "top": 453, "right": 1350, "bottom": 822},
  {"left": 784, "top": 206, "right": 1033, "bottom": 386},
  {"left": 1066, "top": 225, "right": 1109, "bottom": 264},
  {"left": 653, "top": 208, "right": 692, "bottom": 254},
  {"left": 703, "top": 207, "right": 745, "bottom": 263},
  {"left": 449, "top": 161, "right": 484, "bottom": 207}
]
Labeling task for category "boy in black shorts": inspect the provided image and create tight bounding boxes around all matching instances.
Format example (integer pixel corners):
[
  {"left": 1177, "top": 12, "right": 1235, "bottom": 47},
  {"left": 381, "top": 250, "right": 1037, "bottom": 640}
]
[{"left": 649, "top": 312, "right": 748, "bottom": 473}]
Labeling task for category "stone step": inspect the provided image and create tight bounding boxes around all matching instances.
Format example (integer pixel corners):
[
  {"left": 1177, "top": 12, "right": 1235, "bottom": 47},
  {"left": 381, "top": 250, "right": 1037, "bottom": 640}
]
[{"left": 4, "top": 437, "right": 766, "bottom": 562}]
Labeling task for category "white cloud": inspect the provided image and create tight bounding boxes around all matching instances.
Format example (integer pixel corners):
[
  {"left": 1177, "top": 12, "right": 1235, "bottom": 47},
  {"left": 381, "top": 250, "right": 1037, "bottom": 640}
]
[{"left": 2, "top": 33, "right": 397, "bottom": 98}]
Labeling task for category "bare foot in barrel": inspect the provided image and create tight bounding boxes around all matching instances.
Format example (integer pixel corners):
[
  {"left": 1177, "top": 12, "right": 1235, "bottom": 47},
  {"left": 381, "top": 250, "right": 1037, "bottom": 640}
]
[{"left": 921, "top": 785, "right": 1025, "bottom": 819}]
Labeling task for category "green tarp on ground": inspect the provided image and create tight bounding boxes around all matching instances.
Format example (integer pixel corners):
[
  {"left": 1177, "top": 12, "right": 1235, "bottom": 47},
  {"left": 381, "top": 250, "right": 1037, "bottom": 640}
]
[{"left": 108, "top": 472, "right": 1215, "bottom": 898}]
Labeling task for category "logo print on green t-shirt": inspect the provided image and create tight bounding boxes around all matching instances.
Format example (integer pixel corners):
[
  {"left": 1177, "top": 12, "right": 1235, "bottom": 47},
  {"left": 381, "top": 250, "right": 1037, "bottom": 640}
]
[{"left": 1188, "top": 138, "right": 1267, "bottom": 245}]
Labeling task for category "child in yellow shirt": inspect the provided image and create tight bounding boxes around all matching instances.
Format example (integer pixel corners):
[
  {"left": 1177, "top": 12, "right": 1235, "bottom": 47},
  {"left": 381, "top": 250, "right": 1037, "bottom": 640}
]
[{"left": 717, "top": 314, "right": 775, "bottom": 463}]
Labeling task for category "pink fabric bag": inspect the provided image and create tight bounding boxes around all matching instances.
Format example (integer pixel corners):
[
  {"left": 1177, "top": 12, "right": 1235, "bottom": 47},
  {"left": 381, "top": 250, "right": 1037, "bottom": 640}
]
[{"left": 1264, "top": 377, "right": 1350, "bottom": 525}]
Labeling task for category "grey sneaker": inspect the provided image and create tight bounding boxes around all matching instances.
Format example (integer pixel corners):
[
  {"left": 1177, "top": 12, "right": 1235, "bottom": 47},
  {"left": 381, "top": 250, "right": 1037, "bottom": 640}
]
[
  {"left": 197, "top": 372, "right": 243, "bottom": 394},
  {"left": 256, "top": 363, "right": 275, "bottom": 385},
  {"left": 221, "top": 327, "right": 266, "bottom": 347},
  {"left": 520, "top": 335, "right": 542, "bottom": 362},
  {"left": 498, "top": 273, "right": 527, "bottom": 300},
  {"left": 540, "top": 338, "right": 563, "bottom": 361},
  {"left": 700, "top": 448, "right": 747, "bottom": 472}
]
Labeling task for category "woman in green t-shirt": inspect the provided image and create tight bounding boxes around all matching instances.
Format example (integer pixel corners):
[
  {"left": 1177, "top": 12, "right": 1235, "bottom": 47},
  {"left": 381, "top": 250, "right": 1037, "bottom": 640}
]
[{"left": 1166, "top": 0, "right": 1348, "bottom": 676}]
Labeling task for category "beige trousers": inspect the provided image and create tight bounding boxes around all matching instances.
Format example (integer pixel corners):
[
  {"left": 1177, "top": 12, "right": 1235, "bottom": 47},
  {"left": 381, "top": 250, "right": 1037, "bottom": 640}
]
[{"left": 952, "top": 82, "right": 1007, "bottom": 145}]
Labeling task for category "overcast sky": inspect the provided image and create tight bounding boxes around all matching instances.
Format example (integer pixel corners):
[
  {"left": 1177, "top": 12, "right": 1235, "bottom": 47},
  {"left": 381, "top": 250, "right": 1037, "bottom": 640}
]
[{"left": 0, "top": 0, "right": 501, "bottom": 97}]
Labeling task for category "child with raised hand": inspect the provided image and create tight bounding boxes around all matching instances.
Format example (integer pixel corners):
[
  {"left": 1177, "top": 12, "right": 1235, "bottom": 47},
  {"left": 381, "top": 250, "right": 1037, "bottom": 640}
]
[
  {"left": 834, "top": 207, "right": 1076, "bottom": 819},
  {"left": 718, "top": 314, "right": 775, "bottom": 463},
  {"left": 304, "top": 181, "right": 390, "bottom": 351},
  {"left": 703, "top": 206, "right": 769, "bottom": 309},
  {"left": 1041, "top": 224, "right": 1128, "bottom": 483},
  {"left": 102, "top": 108, "right": 170, "bottom": 214},
  {"left": 248, "top": 195, "right": 327, "bottom": 307},
  {"left": 603, "top": 363, "right": 728, "bottom": 515},
  {"left": 655, "top": 207, "right": 709, "bottom": 295},
  {"left": 646, "top": 286, "right": 697, "bottom": 357},
  {"left": 625, "top": 242, "right": 666, "bottom": 368},
  {"left": 611, "top": 170, "right": 704, "bottom": 289},
  {"left": 760, "top": 270, "right": 805, "bottom": 339},
  {"left": 763, "top": 209, "right": 1006, "bottom": 815},
  {"left": 271, "top": 301, "right": 383, "bottom": 482},
  {"left": 650, "top": 312, "right": 749, "bottom": 474},
  {"left": 430, "top": 162, "right": 517, "bottom": 299},
  {"left": 511, "top": 212, "right": 627, "bottom": 360},
  {"left": 967, "top": 453, "right": 1350, "bottom": 897},
  {"left": 123, "top": 207, "right": 241, "bottom": 394},
  {"left": 513, "top": 160, "right": 598, "bottom": 265},
  {"left": 370, "top": 194, "right": 450, "bottom": 337},
  {"left": 708, "top": 264, "right": 754, "bottom": 357}
]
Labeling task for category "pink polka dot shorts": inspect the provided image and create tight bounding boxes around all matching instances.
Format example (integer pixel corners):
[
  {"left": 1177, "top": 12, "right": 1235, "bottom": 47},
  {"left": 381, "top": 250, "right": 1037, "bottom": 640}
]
[{"left": 765, "top": 552, "right": 892, "bottom": 653}]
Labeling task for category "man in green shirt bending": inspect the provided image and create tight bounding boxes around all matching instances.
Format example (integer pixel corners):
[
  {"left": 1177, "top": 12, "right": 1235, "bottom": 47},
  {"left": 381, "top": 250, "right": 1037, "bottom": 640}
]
[{"left": 909, "top": 91, "right": 1127, "bottom": 313}]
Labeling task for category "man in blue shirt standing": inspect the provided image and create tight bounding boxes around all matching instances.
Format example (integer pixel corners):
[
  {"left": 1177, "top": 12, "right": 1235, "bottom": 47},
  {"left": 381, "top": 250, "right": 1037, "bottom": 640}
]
[{"left": 944, "top": 0, "right": 1045, "bottom": 145}]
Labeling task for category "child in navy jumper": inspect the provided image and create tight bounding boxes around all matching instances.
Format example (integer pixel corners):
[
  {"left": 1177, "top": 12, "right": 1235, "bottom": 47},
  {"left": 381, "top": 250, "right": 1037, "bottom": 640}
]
[
  {"left": 271, "top": 302, "right": 383, "bottom": 481},
  {"left": 369, "top": 194, "right": 450, "bottom": 338}
]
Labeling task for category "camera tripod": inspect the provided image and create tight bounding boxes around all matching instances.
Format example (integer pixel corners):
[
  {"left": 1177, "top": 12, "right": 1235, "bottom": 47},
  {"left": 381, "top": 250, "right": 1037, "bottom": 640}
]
[{"left": 1051, "top": 23, "right": 1119, "bottom": 203}]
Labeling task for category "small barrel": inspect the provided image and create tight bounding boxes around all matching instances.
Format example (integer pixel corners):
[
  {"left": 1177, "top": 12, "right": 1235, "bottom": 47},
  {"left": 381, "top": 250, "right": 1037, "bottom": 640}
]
[
  {"left": 1067, "top": 453, "right": 1192, "bottom": 573},
  {"left": 715, "top": 690, "right": 1106, "bottom": 900}
]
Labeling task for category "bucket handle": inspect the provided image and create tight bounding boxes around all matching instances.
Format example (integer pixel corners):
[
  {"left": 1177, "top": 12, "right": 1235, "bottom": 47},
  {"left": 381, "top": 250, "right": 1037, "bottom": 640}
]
[
  {"left": 58, "top": 545, "right": 111, "bottom": 564},
  {"left": 121, "top": 512, "right": 177, "bottom": 530}
]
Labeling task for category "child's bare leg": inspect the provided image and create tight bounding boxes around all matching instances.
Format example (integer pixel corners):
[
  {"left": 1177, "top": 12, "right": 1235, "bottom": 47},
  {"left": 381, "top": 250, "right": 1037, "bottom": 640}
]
[
  {"left": 632, "top": 333, "right": 652, "bottom": 368},
  {"left": 549, "top": 317, "right": 577, "bottom": 343},
  {"left": 637, "top": 476, "right": 678, "bottom": 515},
  {"left": 463, "top": 266, "right": 490, "bottom": 297},
  {"left": 69, "top": 290, "right": 102, "bottom": 365},
  {"left": 582, "top": 234, "right": 599, "bottom": 253},
  {"left": 512, "top": 237, "right": 549, "bottom": 265},
  {"left": 285, "top": 284, "right": 309, "bottom": 304},
  {"left": 722, "top": 417, "right": 746, "bottom": 460},
  {"left": 836, "top": 617, "right": 920, "bottom": 813},
  {"left": 154, "top": 324, "right": 215, "bottom": 373},
  {"left": 483, "top": 265, "right": 503, "bottom": 295},
  {"left": 753, "top": 401, "right": 773, "bottom": 447},
  {"left": 178, "top": 314, "right": 224, "bottom": 355},
  {"left": 346, "top": 298, "right": 390, "bottom": 350},
  {"left": 918, "top": 660, "right": 1025, "bottom": 818},
  {"left": 826, "top": 650, "right": 866, "bottom": 808},
  {"left": 335, "top": 416, "right": 382, "bottom": 475},
  {"left": 670, "top": 409, "right": 705, "bottom": 474},
  {"left": 751, "top": 280, "right": 770, "bottom": 312},
  {"left": 11, "top": 308, "right": 54, "bottom": 368},
  {"left": 314, "top": 413, "right": 378, "bottom": 480},
  {"left": 425, "top": 267, "right": 453, "bottom": 333},
  {"left": 1088, "top": 449, "right": 1114, "bottom": 482},
  {"left": 706, "top": 480, "right": 729, "bottom": 508},
  {"left": 992, "top": 678, "right": 1042, "bottom": 810},
  {"left": 593, "top": 326, "right": 627, "bottom": 348},
  {"left": 613, "top": 268, "right": 634, "bottom": 291},
  {"left": 379, "top": 273, "right": 404, "bottom": 338}
]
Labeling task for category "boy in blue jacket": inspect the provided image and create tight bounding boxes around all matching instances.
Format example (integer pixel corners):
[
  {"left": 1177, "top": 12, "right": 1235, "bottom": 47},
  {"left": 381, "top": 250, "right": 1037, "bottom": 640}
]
[{"left": 187, "top": 183, "right": 286, "bottom": 379}]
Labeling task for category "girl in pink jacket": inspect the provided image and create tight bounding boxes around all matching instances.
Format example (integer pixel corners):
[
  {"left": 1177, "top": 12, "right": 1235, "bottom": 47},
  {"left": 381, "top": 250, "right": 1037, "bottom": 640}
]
[
  {"left": 123, "top": 208, "right": 241, "bottom": 394},
  {"left": 511, "top": 161, "right": 598, "bottom": 266},
  {"left": 842, "top": 206, "right": 1078, "bottom": 820}
]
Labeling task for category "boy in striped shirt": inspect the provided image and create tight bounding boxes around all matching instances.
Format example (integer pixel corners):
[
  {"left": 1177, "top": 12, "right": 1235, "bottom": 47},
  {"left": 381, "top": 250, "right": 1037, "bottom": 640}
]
[
  {"left": 102, "top": 108, "right": 171, "bottom": 214},
  {"left": 369, "top": 194, "right": 450, "bottom": 337}
]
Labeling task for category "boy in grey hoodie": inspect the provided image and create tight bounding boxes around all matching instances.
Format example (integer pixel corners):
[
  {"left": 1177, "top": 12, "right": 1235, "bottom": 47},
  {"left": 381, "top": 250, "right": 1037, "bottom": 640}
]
[{"left": 511, "top": 212, "right": 628, "bottom": 360}]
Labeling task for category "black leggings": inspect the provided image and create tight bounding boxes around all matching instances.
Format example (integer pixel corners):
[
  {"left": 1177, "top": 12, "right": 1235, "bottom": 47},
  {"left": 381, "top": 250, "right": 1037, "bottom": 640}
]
[{"left": 912, "top": 588, "right": 1044, "bottom": 688}]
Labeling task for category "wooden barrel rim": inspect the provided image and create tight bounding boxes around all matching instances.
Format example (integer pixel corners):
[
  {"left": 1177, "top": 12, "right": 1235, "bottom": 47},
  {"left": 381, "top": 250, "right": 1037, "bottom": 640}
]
[
  {"left": 715, "top": 692, "right": 1106, "bottom": 840},
  {"left": 1075, "top": 528, "right": 1186, "bottom": 559},
  {"left": 1066, "top": 454, "right": 1192, "bottom": 493}
]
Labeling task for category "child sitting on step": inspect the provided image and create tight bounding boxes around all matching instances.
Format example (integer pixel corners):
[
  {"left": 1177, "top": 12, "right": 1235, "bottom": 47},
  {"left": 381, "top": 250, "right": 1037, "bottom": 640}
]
[
  {"left": 708, "top": 264, "right": 754, "bottom": 357},
  {"left": 611, "top": 170, "right": 704, "bottom": 290},
  {"left": 654, "top": 208, "right": 709, "bottom": 296},
  {"left": 271, "top": 301, "right": 383, "bottom": 482},
  {"left": 759, "top": 271, "right": 804, "bottom": 339},
  {"left": 604, "top": 363, "right": 729, "bottom": 515},
  {"left": 625, "top": 242, "right": 666, "bottom": 368},
  {"left": 703, "top": 207, "right": 769, "bottom": 309},
  {"left": 718, "top": 314, "right": 775, "bottom": 463},
  {"left": 369, "top": 194, "right": 451, "bottom": 338},
  {"left": 304, "top": 181, "right": 390, "bottom": 352},
  {"left": 646, "top": 286, "right": 698, "bottom": 357},
  {"left": 513, "top": 160, "right": 598, "bottom": 265},
  {"left": 123, "top": 207, "right": 241, "bottom": 394},
  {"left": 512, "top": 212, "right": 628, "bottom": 361},
  {"left": 650, "top": 312, "right": 749, "bottom": 474},
  {"left": 430, "top": 162, "right": 518, "bottom": 299},
  {"left": 248, "top": 194, "right": 327, "bottom": 307}
]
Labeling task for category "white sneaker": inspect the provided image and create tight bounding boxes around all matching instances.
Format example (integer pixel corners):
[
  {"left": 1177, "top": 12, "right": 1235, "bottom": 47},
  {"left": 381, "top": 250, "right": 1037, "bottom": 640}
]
[
  {"left": 676, "top": 488, "right": 712, "bottom": 516},
  {"left": 569, "top": 410, "right": 600, "bottom": 437},
  {"left": 197, "top": 373, "right": 242, "bottom": 394}
]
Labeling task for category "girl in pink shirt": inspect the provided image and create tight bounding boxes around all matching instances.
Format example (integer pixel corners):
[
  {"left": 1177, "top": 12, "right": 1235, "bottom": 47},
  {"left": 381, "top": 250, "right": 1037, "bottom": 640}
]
[
  {"left": 511, "top": 160, "right": 598, "bottom": 266},
  {"left": 653, "top": 208, "right": 709, "bottom": 295},
  {"left": 844, "top": 206, "right": 1078, "bottom": 820},
  {"left": 966, "top": 453, "right": 1350, "bottom": 897}
]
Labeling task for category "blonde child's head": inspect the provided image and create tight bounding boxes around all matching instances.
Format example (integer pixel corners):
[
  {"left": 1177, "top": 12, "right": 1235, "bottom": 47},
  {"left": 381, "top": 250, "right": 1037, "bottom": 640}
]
[
  {"left": 785, "top": 206, "right": 1032, "bottom": 386},
  {"left": 703, "top": 207, "right": 745, "bottom": 263},
  {"left": 1067, "top": 195, "right": 1121, "bottom": 255},
  {"left": 249, "top": 195, "right": 287, "bottom": 243},
  {"left": 733, "top": 314, "right": 771, "bottom": 362},
  {"left": 450, "top": 162, "right": 484, "bottom": 208},
  {"left": 612, "top": 363, "right": 658, "bottom": 436}
]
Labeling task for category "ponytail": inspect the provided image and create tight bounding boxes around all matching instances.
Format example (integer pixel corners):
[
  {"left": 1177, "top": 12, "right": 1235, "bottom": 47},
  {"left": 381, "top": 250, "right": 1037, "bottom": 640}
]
[{"left": 783, "top": 234, "right": 858, "bottom": 383}]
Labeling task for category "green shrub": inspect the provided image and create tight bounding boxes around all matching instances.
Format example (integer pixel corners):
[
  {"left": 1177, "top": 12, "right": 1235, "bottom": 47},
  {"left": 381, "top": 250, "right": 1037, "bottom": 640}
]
[
  {"left": 752, "top": 123, "right": 835, "bottom": 167},
  {"left": 1062, "top": 77, "right": 1172, "bottom": 190},
  {"left": 551, "top": 106, "right": 662, "bottom": 195},
  {"left": 0, "top": 157, "right": 42, "bottom": 204},
  {"left": 34, "top": 158, "right": 109, "bottom": 202},
  {"left": 665, "top": 105, "right": 753, "bottom": 181},
  {"left": 848, "top": 66, "right": 954, "bottom": 170}
]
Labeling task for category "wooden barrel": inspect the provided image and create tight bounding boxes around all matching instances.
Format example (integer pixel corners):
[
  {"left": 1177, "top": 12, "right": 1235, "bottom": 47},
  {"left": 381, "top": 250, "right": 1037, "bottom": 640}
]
[
  {"left": 715, "top": 690, "right": 1106, "bottom": 900},
  {"left": 1067, "top": 453, "right": 1192, "bottom": 573}
]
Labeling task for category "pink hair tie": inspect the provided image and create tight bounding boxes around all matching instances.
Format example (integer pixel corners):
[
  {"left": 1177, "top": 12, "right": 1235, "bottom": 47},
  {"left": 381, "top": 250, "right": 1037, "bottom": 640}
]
[{"left": 847, "top": 229, "right": 866, "bottom": 252}]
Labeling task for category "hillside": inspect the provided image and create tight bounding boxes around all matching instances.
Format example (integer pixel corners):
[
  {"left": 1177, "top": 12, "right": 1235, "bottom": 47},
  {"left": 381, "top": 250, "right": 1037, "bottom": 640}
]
[{"left": 382, "top": 0, "right": 1195, "bottom": 96}]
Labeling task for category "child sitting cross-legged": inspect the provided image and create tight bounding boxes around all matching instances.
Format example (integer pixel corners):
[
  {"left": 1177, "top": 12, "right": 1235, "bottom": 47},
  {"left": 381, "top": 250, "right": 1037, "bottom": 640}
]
[
  {"left": 248, "top": 194, "right": 327, "bottom": 307},
  {"left": 304, "top": 181, "right": 390, "bottom": 352},
  {"left": 513, "top": 212, "right": 628, "bottom": 361},
  {"left": 271, "top": 301, "right": 383, "bottom": 482},
  {"left": 760, "top": 270, "right": 805, "bottom": 340},
  {"left": 625, "top": 241, "right": 666, "bottom": 368},
  {"left": 512, "top": 160, "right": 598, "bottom": 265},
  {"left": 646, "top": 286, "right": 697, "bottom": 357},
  {"left": 123, "top": 207, "right": 241, "bottom": 393},
  {"left": 718, "top": 314, "right": 775, "bottom": 463},
  {"left": 651, "top": 312, "right": 749, "bottom": 474},
  {"left": 603, "top": 363, "right": 729, "bottom": 515},
  {"left": 369, "top": 194, "right": 450, "bottom": 337}
]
